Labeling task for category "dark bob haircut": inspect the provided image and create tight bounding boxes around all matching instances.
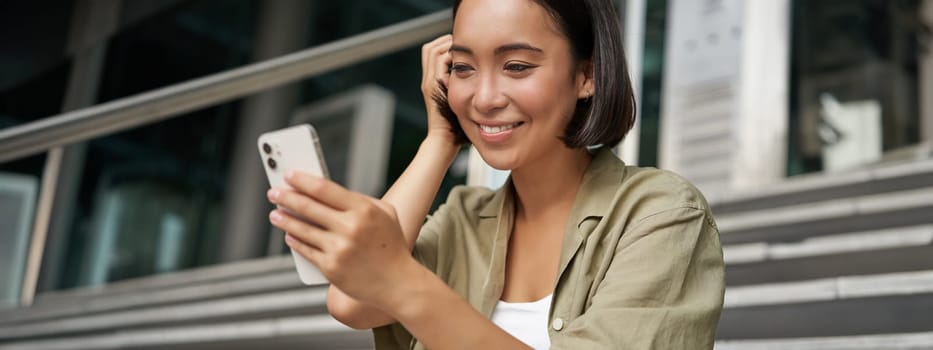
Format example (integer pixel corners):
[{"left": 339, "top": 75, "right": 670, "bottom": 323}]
[{"left": 433, "top": 0, "right": 637, "bottom": 149}]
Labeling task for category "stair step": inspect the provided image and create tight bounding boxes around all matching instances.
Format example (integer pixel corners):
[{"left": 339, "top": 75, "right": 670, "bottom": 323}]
[
  {"left": 0, "top": 256, "right": 317, "bottom": 327},
  {"left": 717, "top": 190, "right": 933, "bottom": 245},
  {"left": 725, "top": 270, "right": 933, "bottom": 308},
  {"left": 0, "top": 315, "right": 369, "bottom": 350},
  {"left": 718, "top": 293, "right": 933, "bottom": 339},
  {"left": 726, "top": 245, "right": 933, "bottom": 286},
  {"left": 723, "top": 225, "right": 933, "bottom": 265},
  {"left": 710, "top": 156, "right": 933, "bottom": 214},
  {"left": 30, "top": 256, "right": 299, "bottom": 305},
  {"left": 0, "top": 287, "right": 328, "bottom": 341},
  {"left": 719, "top": 271, "right": 933, "bottom": 339},
  {"left": 715, "top": 330, "right": 933, "bottom": 350}
]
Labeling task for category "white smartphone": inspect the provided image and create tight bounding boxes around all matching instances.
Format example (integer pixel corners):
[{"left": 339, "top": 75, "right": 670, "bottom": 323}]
[{"left": 258, "top": 124, "right": 330, "bottom": 285}]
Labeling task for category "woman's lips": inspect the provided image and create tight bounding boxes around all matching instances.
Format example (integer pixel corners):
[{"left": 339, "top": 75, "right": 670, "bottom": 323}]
[{"left": 476, "top": 121, "right": 524, "bottom": 143}]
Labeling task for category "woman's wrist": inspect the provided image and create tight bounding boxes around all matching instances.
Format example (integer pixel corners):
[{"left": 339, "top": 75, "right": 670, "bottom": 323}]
[
  {"left": 377, "top": 256, "right": 441, "bottom": 322},
  {"left": 420, "top": 132, "right": 460, "bottom": 165}
]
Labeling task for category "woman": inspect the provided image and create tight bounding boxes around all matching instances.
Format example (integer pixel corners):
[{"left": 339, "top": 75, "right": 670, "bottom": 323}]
[{"left": 266, "top": 0, "right": 725, "bottom": 348}]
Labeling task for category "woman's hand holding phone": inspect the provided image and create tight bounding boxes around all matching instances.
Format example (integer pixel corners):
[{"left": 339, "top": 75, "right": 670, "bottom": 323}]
[{"left": 267, "top": 172, "right": 416, "bottom": 306}]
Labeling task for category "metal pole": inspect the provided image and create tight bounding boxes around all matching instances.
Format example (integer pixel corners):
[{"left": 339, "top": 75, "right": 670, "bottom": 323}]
[{"left": 20, "top": 0, "right": 121, "bottom": 306}]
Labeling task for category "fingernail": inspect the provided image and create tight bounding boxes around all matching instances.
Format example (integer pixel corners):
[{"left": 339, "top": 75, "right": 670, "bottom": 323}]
[
  {"left": 268, "top": 189, "right": 280, "bottom": 201},
  {"left": 284, "top": 234, "right": 297, "bottom": 245},
  {"left": 285, "top": 170, "right": 295, "bottom": 180},
  {"left": 270, "top": 211, "right": 283, "bottom": 222}
]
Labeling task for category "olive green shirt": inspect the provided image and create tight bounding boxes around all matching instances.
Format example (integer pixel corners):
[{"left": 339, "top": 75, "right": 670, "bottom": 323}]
[{"left": 374, "top": 148, "right": 725, "bottom": 349}]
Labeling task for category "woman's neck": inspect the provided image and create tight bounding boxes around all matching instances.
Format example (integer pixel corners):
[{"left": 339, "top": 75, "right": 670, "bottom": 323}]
[{"left": 510, "top": 146, "right": 593, "bottom": 220}]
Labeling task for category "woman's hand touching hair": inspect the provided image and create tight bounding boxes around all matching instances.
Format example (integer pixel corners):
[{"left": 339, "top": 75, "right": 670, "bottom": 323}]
[{"left": 421, "top": 34, "right": 469, "bottom": 145}]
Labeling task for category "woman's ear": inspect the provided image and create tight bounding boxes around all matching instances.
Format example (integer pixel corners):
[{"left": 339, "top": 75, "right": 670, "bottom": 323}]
[{"left": 576, "top": 60, "right": 595, "bottom": 100}]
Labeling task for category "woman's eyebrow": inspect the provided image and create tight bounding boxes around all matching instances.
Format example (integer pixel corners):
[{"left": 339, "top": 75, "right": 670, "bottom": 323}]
[
  {"left": 449, "top": 44, "right": 472, "bottom": 54},
  {"left": 448, "top": 43, "right": 544, "bottom": 55},
  {"left": 494, "top": 43, "right": 543, "bottom": 55}
]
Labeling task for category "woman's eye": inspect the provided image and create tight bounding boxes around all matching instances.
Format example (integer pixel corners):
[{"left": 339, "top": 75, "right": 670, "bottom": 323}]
[
  {"left": 450, "top": 64, "right": 473, "bottom": 73},
  {"left": 504, "top": 63, "right": 534, "bottom": 73}
]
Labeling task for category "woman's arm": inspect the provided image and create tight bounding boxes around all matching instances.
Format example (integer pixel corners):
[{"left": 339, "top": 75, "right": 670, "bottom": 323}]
[
  {"left": 269, "top": 172, "right": 530, "bottom": 349},
  {"left": 380, "top": 257, "right": 533, "bottom": 350},
  {"left": 383, "top": 137, "right": 459, "bottom": 246},
  {"left": 325, "top": 34, "right": 459, "bottom": 330},
  {"left": 325, "top": 137, "right": 457, "bottom": 329}
]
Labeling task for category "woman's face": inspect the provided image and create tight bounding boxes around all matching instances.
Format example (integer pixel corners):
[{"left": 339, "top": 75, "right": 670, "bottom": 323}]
[{"left": 448, "top": 0, "right": 592, "bottom": 170}]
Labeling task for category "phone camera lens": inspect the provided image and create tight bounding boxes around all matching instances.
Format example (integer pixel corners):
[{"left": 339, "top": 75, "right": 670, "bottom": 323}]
[
  {"left": 262, "top": 143, "right": 272, "bottom": 154},
  {"left": 267, "top": 157, "right": 277, "bottom": 169}
]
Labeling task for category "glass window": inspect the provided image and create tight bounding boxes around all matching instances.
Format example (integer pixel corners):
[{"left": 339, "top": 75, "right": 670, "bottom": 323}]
[
  {"left": 51, "top": 0, "right": 258, "bottom": 290},
  {"left": 0, "top": 173, "right": 39, "bottom": 308},
  {"left": 788, "top": 0, "right": 924, "bottom": 175},
  {"left": 41, "top": 0, "right": 460, "bottom": 291}
]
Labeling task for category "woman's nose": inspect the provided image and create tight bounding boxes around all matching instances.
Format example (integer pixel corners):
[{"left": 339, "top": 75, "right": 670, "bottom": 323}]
[{"left": 472, "top": 75, "right": 508, "bottom": 114}]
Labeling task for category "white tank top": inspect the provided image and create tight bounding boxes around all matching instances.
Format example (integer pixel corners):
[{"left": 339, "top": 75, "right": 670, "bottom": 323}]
[{"left": 490, "top": 294, "right": 553, "bottom": 349}]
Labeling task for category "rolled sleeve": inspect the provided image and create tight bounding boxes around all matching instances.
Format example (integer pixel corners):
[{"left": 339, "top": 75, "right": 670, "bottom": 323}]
[{"left": 550, "top": 207, "right": 725, "bottom": 350}]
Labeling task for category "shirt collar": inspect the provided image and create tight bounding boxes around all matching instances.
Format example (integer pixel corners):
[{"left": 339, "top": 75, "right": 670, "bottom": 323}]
[
  {"left": 478, "top": 178, "right": 511, "bottom": 218},
  {"left": 476, "top": 147, "right": 626, "bottom": 226}
]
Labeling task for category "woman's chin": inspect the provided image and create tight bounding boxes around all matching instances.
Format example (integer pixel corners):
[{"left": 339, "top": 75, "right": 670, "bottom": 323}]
[
  {"left": 485, "top": 161, "right": 513, "bottom": 171},
  {"left": 475, "top": 149, "right": 520, "bottom": 171}
]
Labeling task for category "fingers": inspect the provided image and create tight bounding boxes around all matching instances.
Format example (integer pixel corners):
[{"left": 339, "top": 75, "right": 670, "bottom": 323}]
[
  {"left": 271, "top": 209, "right": 330, "bottom": 250},
  {"left": 433, "top": 37, "right": 453, "bottom": 88},
  {"left": 284, "top": 233, "right": 325, "bottom": 267},
  {"left": 421, "top": 34, "right": 451, "bottom": 75},
  {"left": 269, "top": 186, "right": 343, "bottom": 230},
  {"left": 282, "top": 171, "right": 357, "bottom": 211},
  {"left": 421, "top": 34, "right": 453, "bottom": 94}
]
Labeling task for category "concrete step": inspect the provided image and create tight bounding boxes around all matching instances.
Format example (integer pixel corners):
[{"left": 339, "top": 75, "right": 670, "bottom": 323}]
[
  {"left": 723, "top": 225, "right": 933, "bottom": 265},
  {"left": 709, "top": 155, "right": 933, "bottom": 246},
  {"left": 0, "top": 255, "right": 313, "bottom": 327},
  {"left": 0, "top": 315, "right": 370, "bottom": 350},
  {"left": 710, "top": 154, "right": 933, "bottom": 215},
  {"left": 726, "top": 245, "right": 933, "bottom": 286},
  {"left": 716, "top": 186, "right": 933, "bottom": 245},
  {"left": 0, "top": 256, "right": 350, "bottom": 350},
  {"left": 722, "top": 224, "right": 933, "bottom": 286},
  {"left": 719, "top": 270, "right": 933, "bottom": 340},
  {"left": 715, "top": 330, "right": 933, "bottom": 350},
  {"left": 0, "top": 287, "right": 329, "bottom": 341}
]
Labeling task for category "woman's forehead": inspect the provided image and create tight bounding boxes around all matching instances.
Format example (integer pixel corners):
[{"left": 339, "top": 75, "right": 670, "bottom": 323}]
[{"left": 452, "top": 0, "right": 565, "bottom": 49}]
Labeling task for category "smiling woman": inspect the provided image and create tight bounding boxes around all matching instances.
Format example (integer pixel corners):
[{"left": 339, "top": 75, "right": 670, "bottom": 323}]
[{"left": 267, "top": 0, "right": 725, "bottom": 349}]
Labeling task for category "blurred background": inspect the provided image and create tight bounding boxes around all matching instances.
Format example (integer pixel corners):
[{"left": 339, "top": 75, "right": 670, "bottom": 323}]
[{"left": 0, "top": 0, "right": 931, "bottom": 349}]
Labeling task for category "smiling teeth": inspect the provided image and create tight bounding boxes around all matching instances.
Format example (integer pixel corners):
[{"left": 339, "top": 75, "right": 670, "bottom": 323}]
[{"left": 480, "top": 123, "right": 520, "bottom": 134}]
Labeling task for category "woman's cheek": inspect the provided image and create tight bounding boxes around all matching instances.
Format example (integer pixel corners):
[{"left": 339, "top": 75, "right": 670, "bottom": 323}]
[
  {"left": 508, "top": 78, "right": 578, "bottom": 142},
  {"left": 447, "top": 81, "right": 471, "bottom": 121},
  {"left": 510, "top": 78, "right": 560, "bottom": 119}
]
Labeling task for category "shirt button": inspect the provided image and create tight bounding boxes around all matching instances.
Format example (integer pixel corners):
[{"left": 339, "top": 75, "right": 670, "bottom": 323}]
[{"left": 551, "top": 318, "right": 564, "bottom": 331}]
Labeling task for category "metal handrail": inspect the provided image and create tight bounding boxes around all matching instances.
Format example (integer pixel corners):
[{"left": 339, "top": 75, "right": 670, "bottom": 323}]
[{"left": 0, "top": 10, "right": 451, "bottom": 163}]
